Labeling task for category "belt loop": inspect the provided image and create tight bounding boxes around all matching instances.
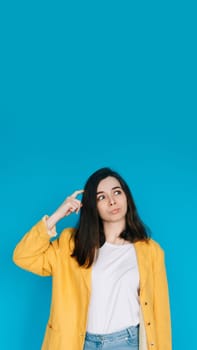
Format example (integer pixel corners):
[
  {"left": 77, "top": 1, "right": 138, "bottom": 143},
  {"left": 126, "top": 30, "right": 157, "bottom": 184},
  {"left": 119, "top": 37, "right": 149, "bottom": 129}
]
[{"left": 127, "top": 324, "right": 139, "bottom": 338}]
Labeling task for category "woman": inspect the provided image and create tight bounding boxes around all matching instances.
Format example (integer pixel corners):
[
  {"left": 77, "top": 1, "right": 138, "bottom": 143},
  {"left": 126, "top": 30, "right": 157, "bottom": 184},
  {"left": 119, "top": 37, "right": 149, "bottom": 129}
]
[{"left": 13, "top": 167, "right": 172, "bottom": 350}]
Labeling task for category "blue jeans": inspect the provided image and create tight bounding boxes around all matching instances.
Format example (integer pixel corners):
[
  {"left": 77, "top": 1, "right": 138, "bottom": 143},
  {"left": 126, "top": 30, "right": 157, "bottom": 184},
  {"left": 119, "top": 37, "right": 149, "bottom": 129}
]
[{"left": 83, "top": 325, "right": 139, "bottom": 350}]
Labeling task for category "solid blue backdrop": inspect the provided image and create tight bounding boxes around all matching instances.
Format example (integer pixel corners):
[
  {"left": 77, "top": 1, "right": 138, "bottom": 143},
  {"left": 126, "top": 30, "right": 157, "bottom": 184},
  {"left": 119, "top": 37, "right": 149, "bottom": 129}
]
[{"left": 1, "top": 1, "right": 196, "bottom": 349}]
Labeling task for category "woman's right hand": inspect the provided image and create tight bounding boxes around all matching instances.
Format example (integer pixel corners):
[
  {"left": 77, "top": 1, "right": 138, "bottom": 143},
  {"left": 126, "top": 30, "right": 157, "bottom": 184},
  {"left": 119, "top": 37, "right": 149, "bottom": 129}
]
[
  {"left": 56, "top": 190, "right": 84, "bottom": 218},
  {"left": 46, "top": 190, "right": 84, "bottom": 230}
]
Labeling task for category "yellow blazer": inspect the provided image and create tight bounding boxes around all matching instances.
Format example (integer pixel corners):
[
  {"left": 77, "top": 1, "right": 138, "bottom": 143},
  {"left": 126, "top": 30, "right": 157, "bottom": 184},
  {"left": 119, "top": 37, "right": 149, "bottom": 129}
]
[{"left": 13, "top": 219, "right": 172, "bottom": 350}]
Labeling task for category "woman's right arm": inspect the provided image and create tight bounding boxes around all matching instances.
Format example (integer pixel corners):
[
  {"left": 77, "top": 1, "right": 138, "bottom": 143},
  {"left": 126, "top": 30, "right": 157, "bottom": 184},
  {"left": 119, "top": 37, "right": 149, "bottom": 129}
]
[
  {"left": 13, "top": 218, "right": 56, "bottom": 276},
  {"left": 13, "top": 190, "right": 84, "bottom": 276}
]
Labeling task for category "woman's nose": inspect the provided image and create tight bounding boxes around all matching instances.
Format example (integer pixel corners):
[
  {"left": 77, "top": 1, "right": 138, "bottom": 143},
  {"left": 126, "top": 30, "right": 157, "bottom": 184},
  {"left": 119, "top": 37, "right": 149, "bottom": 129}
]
[{"left": 109, "top": 196, "right": 116, "bottom": 205}]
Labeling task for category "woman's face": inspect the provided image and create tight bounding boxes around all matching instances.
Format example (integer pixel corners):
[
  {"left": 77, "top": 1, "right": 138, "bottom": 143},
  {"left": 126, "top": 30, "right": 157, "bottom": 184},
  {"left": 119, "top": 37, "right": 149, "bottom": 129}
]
[{"left": 96, "top": 176, "right": 128, "bottom": 223}]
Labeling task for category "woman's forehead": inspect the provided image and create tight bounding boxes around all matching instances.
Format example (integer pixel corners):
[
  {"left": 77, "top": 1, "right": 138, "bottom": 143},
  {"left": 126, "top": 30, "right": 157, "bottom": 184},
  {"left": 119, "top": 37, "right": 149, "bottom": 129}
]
[{"left": 97, "top": 176, "right": 121, "bottom": 192}]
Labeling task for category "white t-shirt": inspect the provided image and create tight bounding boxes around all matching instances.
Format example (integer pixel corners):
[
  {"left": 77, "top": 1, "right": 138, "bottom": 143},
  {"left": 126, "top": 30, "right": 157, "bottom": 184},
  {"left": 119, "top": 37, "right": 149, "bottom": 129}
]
[{"left": 86, "top": 241, "right": 140, "bottom": 334}]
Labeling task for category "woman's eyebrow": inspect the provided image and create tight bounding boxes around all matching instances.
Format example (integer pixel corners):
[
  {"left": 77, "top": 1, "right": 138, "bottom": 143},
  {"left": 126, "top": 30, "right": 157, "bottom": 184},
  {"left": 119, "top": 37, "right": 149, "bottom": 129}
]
[
  {"left": 112, "top": 186, "right": 121, "bottom": 190},
  {"left": 96, "top": 186, "right": 121, "bottom": 195}
]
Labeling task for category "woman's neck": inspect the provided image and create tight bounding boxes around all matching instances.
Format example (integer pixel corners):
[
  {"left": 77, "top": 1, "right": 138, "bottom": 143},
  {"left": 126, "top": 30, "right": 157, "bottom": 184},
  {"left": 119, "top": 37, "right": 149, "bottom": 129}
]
[{"left": 103, "top": 221, "right": 126, "bottom": 244}]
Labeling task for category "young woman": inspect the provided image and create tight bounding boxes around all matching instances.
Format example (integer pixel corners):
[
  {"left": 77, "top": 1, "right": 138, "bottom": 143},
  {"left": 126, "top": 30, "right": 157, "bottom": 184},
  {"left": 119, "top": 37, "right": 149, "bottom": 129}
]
[{"left": 13, "top": 167, "right": 172, "bottom": 350}]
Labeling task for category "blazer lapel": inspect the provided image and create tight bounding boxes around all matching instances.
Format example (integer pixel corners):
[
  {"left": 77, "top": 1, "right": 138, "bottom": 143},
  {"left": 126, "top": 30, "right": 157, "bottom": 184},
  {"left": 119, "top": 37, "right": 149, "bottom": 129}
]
[
  {"left": 80, "top": 265, "right": 92, "bottom": 294},
  {"left": 134, "top": 241, "right": 150, "bottom": 293},
  {"left": 68, "top": 234, "right": 92, "bottom": 294},
  {"left": 134, "top": 241, "right": 149, "bottom": 350}
]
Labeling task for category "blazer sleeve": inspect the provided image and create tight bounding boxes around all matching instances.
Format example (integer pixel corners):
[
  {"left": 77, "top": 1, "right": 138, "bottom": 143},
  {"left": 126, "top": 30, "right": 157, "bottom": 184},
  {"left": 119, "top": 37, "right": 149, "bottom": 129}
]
[
  {"left": 13, "top": 218, "right": 58, "bottom": 276},
  {"left": 153, "top": 244, "right": 172, "bottom": 350}
]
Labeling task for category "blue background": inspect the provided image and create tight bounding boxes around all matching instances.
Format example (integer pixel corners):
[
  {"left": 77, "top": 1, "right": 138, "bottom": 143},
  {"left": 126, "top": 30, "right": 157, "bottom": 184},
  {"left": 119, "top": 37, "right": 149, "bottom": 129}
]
[{"left": 1, "top": 1, "right": 196, "bottom": 349}]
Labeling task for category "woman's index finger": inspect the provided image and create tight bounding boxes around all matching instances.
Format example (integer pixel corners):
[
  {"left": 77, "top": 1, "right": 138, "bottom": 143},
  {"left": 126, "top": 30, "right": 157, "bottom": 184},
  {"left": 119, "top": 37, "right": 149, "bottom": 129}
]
[{"left": 70, "top": 190, "right": 84, "bottom": 198}]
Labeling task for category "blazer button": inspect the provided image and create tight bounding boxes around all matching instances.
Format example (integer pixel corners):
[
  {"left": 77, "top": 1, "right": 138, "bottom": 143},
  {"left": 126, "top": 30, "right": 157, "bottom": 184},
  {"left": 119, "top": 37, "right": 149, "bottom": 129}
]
[
  {"left": 145, "top": 302, "right": 148, "bottom": 305},
  {"left": 147, "top": 322, "right": 151, "bottom": 326}
]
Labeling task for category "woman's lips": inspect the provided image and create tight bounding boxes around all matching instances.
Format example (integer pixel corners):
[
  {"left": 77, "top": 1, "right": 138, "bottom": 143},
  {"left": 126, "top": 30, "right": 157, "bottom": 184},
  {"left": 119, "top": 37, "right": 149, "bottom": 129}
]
[{"left": 110, "top": 208, "right": 120, "bottom": 214}]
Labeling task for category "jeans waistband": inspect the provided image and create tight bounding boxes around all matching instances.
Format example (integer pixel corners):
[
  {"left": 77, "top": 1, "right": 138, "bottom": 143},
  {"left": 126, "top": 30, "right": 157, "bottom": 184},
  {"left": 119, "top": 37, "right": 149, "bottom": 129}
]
[{"left": 85, "top": 324, "right": 139, "bottom": 342}]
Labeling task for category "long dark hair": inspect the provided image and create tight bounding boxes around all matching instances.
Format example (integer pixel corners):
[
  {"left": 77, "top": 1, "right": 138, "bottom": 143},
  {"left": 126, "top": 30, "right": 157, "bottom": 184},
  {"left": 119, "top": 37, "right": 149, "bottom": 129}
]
[{"left": 71, "top": 167, "right": 150, "bottom": 267}]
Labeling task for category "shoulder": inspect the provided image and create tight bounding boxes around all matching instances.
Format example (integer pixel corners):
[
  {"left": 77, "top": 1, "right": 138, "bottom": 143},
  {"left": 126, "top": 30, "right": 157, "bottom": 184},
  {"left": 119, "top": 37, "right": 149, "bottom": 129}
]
[
  {"left": 148, "top": 239, "right": 165, "bottom": 260},
  {"left": 134, "top": 238, "right": 165, "bottom": 259},
  {"left": 59, "top": 227, "right": 75, "bottom": 242},
  {"left": 148, "top": 238, "right": 164, "bottom": 251},
  {"left": 135, "top": 238, "right": 163, "bottom": 249},
  {"left": 51, "top": 227, "right": 76, "bottom": 253}
]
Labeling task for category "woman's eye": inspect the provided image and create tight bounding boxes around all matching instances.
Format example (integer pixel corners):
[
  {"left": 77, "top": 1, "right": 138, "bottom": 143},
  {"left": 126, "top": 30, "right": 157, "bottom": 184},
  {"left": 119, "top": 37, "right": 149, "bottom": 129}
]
[
  {"left": 97, "top": 195, "right": 105, "bottom": 201},
  {"left": 114, "top": 190, "right": 121, "bottom": 196}
]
